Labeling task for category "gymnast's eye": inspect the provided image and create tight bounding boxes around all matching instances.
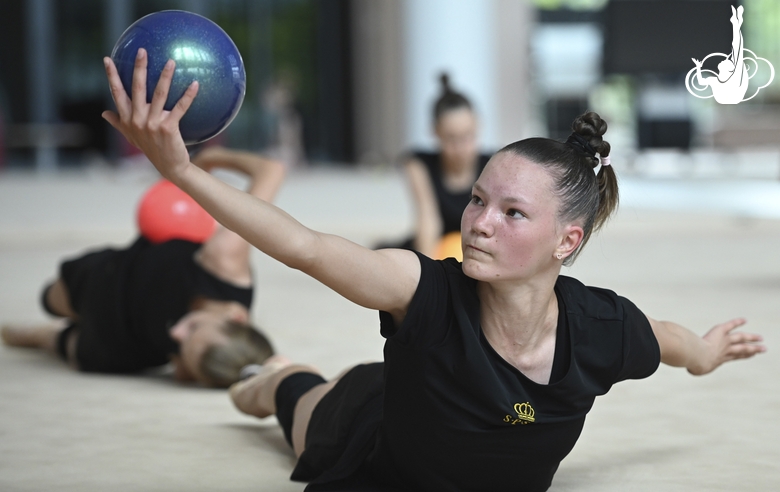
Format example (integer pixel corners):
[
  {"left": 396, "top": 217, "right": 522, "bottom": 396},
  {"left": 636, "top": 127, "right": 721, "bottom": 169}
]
[
  {"left": 470, "top": 194, "right": 484, "bottom": 206},
  {"left": 507, "top": 208, "right": 526, "bottom": 219}
]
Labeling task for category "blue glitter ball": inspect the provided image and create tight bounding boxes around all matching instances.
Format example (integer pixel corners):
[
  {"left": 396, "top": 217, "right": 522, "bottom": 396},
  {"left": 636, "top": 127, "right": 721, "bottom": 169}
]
[{"left": 111, "top": 10, "right": 246, "bottom": 144}]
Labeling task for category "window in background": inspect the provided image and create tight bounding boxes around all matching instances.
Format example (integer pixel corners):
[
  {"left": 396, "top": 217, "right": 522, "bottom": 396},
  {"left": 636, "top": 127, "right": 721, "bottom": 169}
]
[
  {"left": 532, "top": 1, "right": 604, "bottom": 141},
  {"left": 0, "top": 0, "right": 352, "bottom": 169},
  {"left": 743, "top": 0, "right": 780, "bottom": 102}
]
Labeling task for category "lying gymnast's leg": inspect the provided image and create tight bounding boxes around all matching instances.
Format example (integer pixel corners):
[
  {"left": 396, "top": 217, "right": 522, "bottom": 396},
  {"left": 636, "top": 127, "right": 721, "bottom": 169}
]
[
  {"left": 41, "top": 278, "right": 79, "bottom": 320},
  {"left": 1, "top": 321, "right": 80, "bottom": 369},
  {"left": 2, "top": 278, "right": 80, "bottom": 367}
]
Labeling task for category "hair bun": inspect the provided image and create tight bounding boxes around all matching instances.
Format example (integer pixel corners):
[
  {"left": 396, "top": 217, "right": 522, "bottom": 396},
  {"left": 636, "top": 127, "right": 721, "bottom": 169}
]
[
  {"left": 439, "top": 72, "right": 451, "bottom": 94},
  {"left": 572, "top": 111, "right": 607, "bottom": 138},
  {"left": 571, "top": 111, "right": 610, "bottom": 157},
  {"left": 432, "top": 73, "right": 472, "bottom": 122}
]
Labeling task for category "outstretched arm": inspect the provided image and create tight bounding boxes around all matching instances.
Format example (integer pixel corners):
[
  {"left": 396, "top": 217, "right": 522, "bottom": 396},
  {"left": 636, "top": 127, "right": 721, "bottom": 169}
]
[
  {"left": 193, "top": 146, "right": 285, "bottom": 203},
  {"left": 648, "top": 316, "right": 765, "bottom": 375},
  {"left": 102, "top": 49, "right": 420, "bottom": 322}
]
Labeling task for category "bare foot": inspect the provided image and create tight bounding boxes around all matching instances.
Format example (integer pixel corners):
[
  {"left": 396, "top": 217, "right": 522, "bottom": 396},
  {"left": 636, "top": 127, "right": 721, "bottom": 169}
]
[
  {"left": 229, "top": 355, "right": 321, "bottom": 418},
  {"left": 1, "top": 321, "right": 66, "bottom": 352}
]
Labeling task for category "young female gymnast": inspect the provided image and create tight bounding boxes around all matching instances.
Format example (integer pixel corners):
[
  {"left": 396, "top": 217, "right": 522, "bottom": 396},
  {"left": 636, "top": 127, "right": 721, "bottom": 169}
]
[
  {"left": 1, "top": 145, "right": 283, "bottom": 387},
  {"left": 101, "top": 50, "right": 765, "bottom": 491},
  {"left": 387, "top": 73, "right": 491, "bottom": 258}
]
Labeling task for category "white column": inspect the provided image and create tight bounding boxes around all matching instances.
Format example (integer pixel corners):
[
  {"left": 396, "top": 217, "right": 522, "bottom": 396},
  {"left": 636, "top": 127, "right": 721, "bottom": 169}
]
[
  {"left": 494, "top": 0, "right": 535, "bottom": 145},
  {"left": 351, "top": 0, "right": 405, "bottom": 165}
]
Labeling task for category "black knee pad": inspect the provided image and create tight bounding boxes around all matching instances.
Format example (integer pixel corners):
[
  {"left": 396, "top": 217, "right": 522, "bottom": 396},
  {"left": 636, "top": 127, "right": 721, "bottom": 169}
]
[
  {"left": 40, "top": 282, "right": 59, "bottom": 317},
  {"left": 55, "top": 324, "right": 77, "bottom": 362},
  {"left": 275, "top": 372, "right": 327, "bottom": 447}
]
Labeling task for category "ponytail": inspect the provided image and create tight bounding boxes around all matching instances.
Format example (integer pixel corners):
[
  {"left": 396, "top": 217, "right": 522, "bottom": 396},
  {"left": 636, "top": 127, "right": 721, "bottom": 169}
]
[{"left": 570, "top": 111, "right": 618, "bottom": 235}]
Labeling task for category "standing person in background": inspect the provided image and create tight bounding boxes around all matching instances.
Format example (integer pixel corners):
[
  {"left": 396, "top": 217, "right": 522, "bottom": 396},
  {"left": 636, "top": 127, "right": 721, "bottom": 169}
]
[
  {"left": 2, "top": 146, "right": 284, "bottom": 387},
  {"left": 262, "top": 72, "right": 306, "bottom": 170},
  {"left": 383, "top": 73, "right": 492, "bottom": 258}
]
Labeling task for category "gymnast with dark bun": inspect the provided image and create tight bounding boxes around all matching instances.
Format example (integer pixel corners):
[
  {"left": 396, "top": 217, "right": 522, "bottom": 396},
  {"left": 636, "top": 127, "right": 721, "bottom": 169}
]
[
  {"left": 100, "top": 49, "right": 765, "bottom": 491},
  {"left": 388, "top": 73, "right": 491, "bottom": 259},
  {"left": 2, "top": 145, "right": 283, "bottom": 387}
]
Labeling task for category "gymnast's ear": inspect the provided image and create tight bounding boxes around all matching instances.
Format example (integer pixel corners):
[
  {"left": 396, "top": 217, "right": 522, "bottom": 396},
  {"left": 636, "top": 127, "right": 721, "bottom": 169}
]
[{"left": 555, "top": 223, "right": 584, "bottom": 261}]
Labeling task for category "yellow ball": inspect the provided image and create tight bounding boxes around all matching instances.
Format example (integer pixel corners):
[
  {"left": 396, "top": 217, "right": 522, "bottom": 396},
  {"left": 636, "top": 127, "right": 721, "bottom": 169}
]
[{"left": 435, "top": 232, "right": 463, "bottom": 261}]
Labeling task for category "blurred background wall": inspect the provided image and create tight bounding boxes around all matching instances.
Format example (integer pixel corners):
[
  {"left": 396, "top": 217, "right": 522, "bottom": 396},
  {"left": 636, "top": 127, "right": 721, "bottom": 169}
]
[{"left": 0, "top": 0, "right": 778, "bottom": 173}]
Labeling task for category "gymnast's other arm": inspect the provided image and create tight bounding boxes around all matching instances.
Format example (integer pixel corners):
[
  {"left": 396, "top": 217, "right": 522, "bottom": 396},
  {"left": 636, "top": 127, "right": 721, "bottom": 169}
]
[
  {"left": 101, "top": 49, "right": 420, "bottom": 323},
  {"left": 648, "top": 316, "right": 766, "bottom": 375}
]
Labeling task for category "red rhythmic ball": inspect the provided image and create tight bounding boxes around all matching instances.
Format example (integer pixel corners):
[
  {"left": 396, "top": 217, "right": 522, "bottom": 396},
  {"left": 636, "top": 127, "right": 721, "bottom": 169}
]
[{"left": 137, "top": 180, "right": 217, "bottom": 244}]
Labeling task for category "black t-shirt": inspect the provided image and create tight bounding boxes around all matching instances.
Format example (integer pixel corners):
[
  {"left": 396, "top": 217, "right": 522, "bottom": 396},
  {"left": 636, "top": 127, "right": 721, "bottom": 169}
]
[
  {"left": 370, "top": 253, "right": 660, "bottom": 491},
  {"left": 410, "top": 151, "right": 491, "bottom": 234},
  {"left": 64, "top": 237, "right": 253, "bottom": 372}
]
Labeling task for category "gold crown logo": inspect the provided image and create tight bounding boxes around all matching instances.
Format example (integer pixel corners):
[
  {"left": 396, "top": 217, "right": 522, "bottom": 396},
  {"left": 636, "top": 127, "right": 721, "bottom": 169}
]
[{"left": 514, "top": 402, "right": 535, "bottom": 423}]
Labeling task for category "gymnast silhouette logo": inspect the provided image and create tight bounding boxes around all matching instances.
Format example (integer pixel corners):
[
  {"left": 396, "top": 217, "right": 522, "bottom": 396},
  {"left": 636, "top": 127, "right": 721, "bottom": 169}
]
[{"left": 685, "top": 5, "right": 774, "bottom": 104}]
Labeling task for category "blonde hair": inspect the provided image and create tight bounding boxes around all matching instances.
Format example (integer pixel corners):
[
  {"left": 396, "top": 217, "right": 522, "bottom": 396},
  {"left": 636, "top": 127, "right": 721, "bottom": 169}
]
[{"left": 199, "top": 321, "right": 274, "bottom": 387}]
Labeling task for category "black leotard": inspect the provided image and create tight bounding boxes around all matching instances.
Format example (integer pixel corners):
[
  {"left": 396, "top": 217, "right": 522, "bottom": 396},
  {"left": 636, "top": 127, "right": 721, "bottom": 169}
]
[{"left": 58, "top": 236, "right": 253, "bottom": 372}]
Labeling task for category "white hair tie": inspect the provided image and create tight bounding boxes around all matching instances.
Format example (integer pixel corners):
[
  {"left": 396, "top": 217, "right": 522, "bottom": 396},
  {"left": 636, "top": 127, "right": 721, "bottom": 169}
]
[{"left": 594, "top": 153, "right": 611, "bottom": 174}]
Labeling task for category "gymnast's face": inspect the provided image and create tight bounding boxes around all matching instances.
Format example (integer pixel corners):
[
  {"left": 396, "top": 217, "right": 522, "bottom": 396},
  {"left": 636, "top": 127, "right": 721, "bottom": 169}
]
[
  {"left": 435, "top": 108, "right": 478, "bottom": 170},
  {"left": 461, "top": 153, "right": 581, "bottom": 283},
  {"left": 169, "top": 310, "right": 229, "bottom": 383}
]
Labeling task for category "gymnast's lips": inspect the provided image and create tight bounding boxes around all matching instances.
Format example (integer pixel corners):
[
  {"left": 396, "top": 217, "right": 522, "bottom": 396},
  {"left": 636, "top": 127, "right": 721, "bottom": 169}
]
[{"left": 466, "top": 244, "right": 489, "bottom": 255}]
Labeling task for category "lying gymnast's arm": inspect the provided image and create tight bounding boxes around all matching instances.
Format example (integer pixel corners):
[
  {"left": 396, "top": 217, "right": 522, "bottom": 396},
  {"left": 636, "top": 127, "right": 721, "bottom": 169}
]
[{"left": 192, "top": 147, "right": 285, "bottom": 287}]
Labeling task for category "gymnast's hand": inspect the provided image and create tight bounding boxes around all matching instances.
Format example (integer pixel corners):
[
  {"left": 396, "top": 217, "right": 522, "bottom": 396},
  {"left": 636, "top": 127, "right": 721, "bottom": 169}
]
[
  {"left": 689, "top": 318, "right": 765, "bottom": 375},
  {"left": 101, "top": 48, "right": 199, "bottom": 184},
  {"left": 649, "top": 316, "right": 765, "bottom": 376}
]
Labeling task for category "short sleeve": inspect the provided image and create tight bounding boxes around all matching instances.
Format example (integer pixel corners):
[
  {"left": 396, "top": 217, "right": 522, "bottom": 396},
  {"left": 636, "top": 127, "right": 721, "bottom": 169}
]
[
  {"left": 379, "top": 252, "right": 453, "bottom": 349},
  {"left": 616, "top": 296, "right": 661, "bottom": 382}
]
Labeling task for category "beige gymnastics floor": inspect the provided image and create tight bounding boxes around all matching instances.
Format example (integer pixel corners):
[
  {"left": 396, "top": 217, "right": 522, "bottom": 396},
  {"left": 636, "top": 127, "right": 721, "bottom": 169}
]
[{"left": 1, "top": 166, "right": 778, "bottom": 491}]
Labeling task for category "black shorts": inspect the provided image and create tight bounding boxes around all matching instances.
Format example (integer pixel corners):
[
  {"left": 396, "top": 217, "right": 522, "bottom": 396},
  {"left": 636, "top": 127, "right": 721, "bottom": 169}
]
[
  {"left": 55, "top": 247, "right": 145, "bottom": 372},
  {"left": 292, "top": 362, "right": 386, "bottom": 490}
]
